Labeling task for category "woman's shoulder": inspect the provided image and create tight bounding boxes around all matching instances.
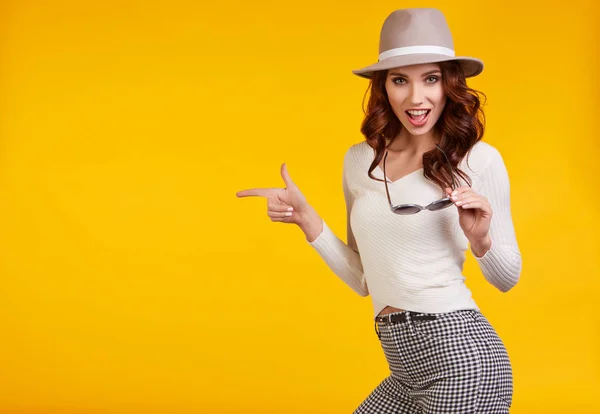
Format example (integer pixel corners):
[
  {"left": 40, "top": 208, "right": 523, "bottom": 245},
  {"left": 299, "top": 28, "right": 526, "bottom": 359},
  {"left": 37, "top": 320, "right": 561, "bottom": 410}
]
[
  {"left": 343, "top": 140, "right": 372, "bottom": 167},
  {"left": 461, "top": 140, "right": 505, "bottom": 175},
  {"left": 345, "top": 140, "right": 371, "bottom": 157}
]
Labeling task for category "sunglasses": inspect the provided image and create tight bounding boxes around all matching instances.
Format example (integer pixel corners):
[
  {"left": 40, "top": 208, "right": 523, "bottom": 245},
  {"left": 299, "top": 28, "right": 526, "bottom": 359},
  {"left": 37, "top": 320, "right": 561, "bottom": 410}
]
[{"left": 383, "top": 144, "right": 456, "bottom": 215}]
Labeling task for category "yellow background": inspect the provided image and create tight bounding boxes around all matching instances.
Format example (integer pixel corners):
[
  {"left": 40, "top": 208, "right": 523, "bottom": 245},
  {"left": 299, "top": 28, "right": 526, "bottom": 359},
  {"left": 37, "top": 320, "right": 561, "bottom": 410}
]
[{"left": 0, "top": 0, "right": 598, "bottom": 413}]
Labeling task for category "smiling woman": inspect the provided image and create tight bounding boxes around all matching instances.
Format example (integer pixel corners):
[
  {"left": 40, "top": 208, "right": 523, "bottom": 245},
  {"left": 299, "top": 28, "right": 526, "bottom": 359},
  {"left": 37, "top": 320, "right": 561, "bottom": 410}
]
[
  {"left": 237, "top": 7, "right": 521, "bottom": 413},
  {"left": 363, "top": 60, "right": 486, "bottom": 192},
  {"left": 388, "top": 67, "right": 444, "bottom": 128}
]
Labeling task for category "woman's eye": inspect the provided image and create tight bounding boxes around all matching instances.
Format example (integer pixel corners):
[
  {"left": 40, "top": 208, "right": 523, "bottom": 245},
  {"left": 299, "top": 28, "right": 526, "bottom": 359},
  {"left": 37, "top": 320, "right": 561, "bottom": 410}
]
[
  {"left": 426, "top": 76, "right": 439, "bottom": 83},
  {"left": 393, "top": 78, "right": 406, "bottom": 85}
]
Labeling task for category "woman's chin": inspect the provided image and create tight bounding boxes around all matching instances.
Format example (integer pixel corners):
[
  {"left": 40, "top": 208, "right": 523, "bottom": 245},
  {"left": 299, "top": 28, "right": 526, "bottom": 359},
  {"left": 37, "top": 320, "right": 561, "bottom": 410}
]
[{"left": 399, "top": 120, "right": 434, "bottom": 136}]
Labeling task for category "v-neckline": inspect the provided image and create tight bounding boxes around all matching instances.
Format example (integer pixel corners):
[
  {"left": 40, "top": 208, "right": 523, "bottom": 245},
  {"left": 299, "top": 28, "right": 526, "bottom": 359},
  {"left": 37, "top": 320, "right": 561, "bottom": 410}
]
[
  {"left": 376, "top": 165, "right": 424, "bottom": 184},
  {"left": 369, "top": 144, "right": 424, "bottom": 184}
]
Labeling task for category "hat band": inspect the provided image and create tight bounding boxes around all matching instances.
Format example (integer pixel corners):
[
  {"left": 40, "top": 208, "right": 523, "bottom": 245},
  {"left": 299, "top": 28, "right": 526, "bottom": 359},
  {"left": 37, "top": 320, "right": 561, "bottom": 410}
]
[{"left": 378, "top": 45, "right": 455, "bottom": 61}]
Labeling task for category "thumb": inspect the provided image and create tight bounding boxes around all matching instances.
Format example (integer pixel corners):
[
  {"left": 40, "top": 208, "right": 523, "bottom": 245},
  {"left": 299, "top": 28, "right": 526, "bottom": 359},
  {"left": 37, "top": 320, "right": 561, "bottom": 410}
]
[{"left": 280, "top": 163, "right": 297, "bottom": 189}]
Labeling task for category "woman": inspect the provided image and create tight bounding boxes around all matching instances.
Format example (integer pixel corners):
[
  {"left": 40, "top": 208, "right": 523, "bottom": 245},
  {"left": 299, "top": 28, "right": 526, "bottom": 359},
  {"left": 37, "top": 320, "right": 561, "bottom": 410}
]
[{"left": 237, "top": 8, "right": 521, "bottom": 413}]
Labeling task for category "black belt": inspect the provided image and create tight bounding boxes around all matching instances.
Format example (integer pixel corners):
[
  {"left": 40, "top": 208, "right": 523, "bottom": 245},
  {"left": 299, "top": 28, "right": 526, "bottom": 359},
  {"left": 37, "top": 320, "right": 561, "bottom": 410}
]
[{"left": 375, "top": 312, "right": 437, "bottom": 324}]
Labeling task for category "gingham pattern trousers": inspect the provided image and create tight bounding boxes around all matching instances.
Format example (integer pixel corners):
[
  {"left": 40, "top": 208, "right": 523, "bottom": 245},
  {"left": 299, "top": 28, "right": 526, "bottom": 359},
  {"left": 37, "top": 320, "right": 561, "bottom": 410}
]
[{"left": 354, "top": 310, "right": 513, "bottom": 413}]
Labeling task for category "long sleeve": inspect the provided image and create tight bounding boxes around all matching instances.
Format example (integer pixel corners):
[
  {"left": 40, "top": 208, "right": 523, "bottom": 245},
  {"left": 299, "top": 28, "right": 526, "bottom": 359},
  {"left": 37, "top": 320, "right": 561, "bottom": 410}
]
[
  {"left": 474, "top": 147, "right": 522, "bottom": 291},
  {"left": 308, "top": 155, "right": 369, "bottom": 297}
]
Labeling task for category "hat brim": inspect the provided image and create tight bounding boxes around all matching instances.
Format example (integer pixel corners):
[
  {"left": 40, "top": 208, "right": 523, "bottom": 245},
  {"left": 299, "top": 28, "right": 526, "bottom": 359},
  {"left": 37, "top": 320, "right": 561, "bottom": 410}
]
[{"left": 352, "top": 54, "right": 484, "bottom": 79}]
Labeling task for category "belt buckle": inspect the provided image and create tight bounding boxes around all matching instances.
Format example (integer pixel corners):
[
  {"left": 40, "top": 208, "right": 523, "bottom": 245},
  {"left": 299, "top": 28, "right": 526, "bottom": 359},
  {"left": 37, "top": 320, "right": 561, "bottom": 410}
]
[{"left": 376, "top": 313, "right": 392, "bottom": 324}]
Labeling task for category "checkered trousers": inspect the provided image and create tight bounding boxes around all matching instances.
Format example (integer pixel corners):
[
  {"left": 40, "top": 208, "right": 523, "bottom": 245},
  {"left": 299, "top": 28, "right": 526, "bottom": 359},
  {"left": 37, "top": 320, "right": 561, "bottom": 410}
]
[{"left": 354, "top": 310, "right": 513, "bottom": 413}]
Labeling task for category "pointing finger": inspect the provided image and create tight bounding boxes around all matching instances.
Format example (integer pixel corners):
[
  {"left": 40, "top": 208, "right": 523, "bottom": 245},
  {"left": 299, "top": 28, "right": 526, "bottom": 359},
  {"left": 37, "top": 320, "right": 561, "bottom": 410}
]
[{"left": 236, "top": 188, "right": 279, "bottom": 198}]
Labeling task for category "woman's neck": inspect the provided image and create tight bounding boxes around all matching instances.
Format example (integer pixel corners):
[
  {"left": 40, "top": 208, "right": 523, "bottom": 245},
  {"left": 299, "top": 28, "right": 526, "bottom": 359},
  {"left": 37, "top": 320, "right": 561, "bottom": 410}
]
[{"left": 386, "top": 130, "right": 440, "bottom": 154}]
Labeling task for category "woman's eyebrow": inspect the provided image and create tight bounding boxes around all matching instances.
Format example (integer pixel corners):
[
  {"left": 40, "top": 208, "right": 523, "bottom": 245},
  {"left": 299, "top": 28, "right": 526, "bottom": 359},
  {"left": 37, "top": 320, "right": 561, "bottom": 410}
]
[{"left": 388, "top": 70, "right": 442, "bottom": 77}]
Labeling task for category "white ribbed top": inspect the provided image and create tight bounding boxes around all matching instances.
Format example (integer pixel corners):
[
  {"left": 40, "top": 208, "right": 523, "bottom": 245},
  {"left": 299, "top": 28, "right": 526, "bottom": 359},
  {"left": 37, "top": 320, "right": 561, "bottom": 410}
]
[{"left": 309, "top": 141, "right": 522, "bottom": 317}]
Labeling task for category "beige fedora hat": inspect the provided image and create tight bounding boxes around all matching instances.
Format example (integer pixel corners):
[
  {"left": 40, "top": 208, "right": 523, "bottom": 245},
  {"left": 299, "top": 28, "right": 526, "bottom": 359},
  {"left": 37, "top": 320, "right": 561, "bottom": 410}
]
[{"left": 352, "top": 8, "right": 484, "bottom": 79}]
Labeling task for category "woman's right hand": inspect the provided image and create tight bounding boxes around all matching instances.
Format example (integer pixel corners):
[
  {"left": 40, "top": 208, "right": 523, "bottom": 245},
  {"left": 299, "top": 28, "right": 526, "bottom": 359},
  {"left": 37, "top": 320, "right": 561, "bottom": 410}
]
[{"left": 236, "top": 163, "right": 312, "bottom": 226}]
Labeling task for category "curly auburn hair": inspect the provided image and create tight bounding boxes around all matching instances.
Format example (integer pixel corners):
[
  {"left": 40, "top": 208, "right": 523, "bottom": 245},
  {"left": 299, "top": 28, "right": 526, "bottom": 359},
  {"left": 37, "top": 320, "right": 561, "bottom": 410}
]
[{"left": 360, "top": 61, "right": 486, "bottom": 191}]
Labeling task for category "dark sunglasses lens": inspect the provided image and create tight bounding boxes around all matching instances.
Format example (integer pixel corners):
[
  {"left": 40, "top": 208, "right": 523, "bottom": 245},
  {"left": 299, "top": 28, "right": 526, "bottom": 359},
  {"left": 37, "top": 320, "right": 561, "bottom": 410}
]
[
  {"left": 393, "top": 206, "right": 421, "bottom": 215},
  {"left": 428, "top": 198, "right": 454, "bottom": 211}
]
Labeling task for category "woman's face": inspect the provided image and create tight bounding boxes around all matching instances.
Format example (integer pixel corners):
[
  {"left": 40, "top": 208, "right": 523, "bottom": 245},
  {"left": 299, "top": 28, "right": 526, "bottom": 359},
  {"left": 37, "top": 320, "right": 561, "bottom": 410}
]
[{"left": 385, "top": 63, "right": 446, "bottom": 136}]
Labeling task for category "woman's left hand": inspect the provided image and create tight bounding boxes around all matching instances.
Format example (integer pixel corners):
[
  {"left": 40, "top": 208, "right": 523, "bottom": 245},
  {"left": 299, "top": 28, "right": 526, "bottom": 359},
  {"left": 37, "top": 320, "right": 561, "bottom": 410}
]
[{"left": 445, "top": 186, "right": 492, "bottom": 245}]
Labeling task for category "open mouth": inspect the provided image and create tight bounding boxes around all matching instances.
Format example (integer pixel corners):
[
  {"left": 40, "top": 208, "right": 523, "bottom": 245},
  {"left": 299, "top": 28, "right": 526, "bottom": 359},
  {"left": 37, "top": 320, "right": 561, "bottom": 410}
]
[{"left": 405, "top": 109, "right": 431, "bottom": 126}]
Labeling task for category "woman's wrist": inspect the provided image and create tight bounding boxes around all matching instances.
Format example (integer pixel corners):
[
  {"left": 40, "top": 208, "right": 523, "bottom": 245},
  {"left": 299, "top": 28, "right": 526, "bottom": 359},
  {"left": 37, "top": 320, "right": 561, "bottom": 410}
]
[
  {"left": 298, "top": 206, "right": 323, "bottom": 242},
  {"left": 471, "top": 235, "right": 492, "bottom": 258}
]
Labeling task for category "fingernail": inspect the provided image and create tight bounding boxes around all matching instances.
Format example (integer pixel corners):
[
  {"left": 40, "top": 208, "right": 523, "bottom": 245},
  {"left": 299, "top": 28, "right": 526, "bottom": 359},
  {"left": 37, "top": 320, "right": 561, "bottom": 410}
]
[
  {"left": 287, "top": 207, "right": 294, "bottom": 211},
  {"left": 455, "top": 201, "right": 462, "bottom": 205},
  {"left": 285, "top": 212, "right": 292, "bottom": 216},
  {"left": 462, "top": 204, "right": 469, "bottom": 208},
  {"left": 451, "top": 190, "right": 457, "bottom": 196}
]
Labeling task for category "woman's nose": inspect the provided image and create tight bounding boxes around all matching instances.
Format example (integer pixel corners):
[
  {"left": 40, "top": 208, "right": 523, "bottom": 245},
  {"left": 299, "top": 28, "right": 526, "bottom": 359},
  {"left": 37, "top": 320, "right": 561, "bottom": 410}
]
[{"left": 408, "top": 84, "right": 425, "bottom": 105}]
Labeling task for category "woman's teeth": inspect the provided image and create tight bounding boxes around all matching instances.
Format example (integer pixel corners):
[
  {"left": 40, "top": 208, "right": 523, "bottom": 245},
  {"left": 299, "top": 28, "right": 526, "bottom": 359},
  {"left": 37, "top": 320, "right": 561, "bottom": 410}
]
[
  {"left": 406, "top": 109, "right": 430, "bottom": 122},
  {"left": 407, "top": 109, "right": 430, "bottom": 118}
]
